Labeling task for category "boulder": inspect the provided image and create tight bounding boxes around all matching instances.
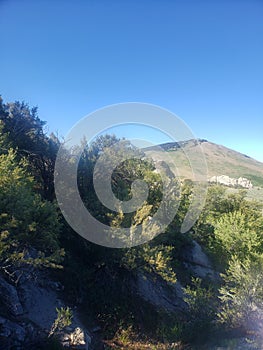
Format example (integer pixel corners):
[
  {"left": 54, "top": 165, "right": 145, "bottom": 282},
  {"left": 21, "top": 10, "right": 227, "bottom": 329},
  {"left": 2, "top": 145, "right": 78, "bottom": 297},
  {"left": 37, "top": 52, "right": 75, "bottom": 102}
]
[
  {"left": 134, "top": 272, "right": 187, "bottom": 313},
  {"left": 61, "top": 326, "right": 91, "bottom": 349},
  {"left": 209, "top": 175, "right": 253, "bottom": 189},
  {"left": 18, "top": 271, "right": 92, "bottom": 348},
  {"left": 182, "top": 240, "right": 219, "bottom": 281},
  {"left": 0, "top": 316, "right": 26, "bottom": 347},
  {"left": 19, "top": 272, "right": 59, "bottom": 330},
  {"left": 0, "top": 275, "right": 23, "bottom": 316},
  {"left": 0, "top": 266, "right": 93, "bottom": 349}
]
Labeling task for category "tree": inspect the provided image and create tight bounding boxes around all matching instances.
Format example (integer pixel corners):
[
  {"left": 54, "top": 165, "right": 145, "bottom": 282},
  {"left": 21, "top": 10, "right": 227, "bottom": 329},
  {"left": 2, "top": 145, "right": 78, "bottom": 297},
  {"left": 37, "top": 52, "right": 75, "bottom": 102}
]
[
  {"left": 0, "top": 97, "right": 60, "bottom": 199},
  {"left": 183, "top": 278, "right": 217, "bottom": 343},
  {"left": 212, "top": 210, "right": 263, "bottom": 266},
  {"left": 218, "top": 257, "right": 263, "bottom": 328},
  {"left": 0, "top": 149, "right": 63, "bottom": 266}
]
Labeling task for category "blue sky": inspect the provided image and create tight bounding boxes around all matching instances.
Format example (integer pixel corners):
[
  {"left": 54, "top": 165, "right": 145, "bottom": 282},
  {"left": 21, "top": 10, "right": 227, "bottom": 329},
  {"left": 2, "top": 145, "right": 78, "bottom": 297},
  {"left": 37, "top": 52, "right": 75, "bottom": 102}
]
[{"left": 0, "top": 0, "right": 262, "bottom": 161}]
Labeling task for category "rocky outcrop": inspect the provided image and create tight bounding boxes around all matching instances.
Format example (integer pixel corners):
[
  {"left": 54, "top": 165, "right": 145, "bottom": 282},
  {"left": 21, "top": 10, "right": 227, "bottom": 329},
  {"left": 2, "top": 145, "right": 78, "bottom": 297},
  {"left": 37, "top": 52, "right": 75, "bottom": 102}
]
[
  {"left": 61, "top": 326, "right": 91, "bottom": 349},
  {"left": 0, "top": 316, "right": 26, "bottom": 349},
  {"left": 0, "top": 275, "right": 23, "bottom": 316},
  {"left": 131, "top": 240, "right": 220, "bottom": 313},
  {"left": 0, "top": 264, "right": 92, "bottom": 349},
  {"left": 209, "top": 175, "right": 253, "bottom": 189},
  {"left": 182, "top": 240, "right": 220, "bottom": 281},
  {"left": 133, "top": 272, "right": 188, "bottom": 313}
]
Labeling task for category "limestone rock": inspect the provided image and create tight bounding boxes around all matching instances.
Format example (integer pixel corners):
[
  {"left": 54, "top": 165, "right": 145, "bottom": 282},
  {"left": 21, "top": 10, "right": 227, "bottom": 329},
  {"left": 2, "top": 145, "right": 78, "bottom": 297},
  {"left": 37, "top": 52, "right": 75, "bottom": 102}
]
[
  {"left": 61, "top": 326, "right": 91, "bottom": 349},
  {"left": 209, "top": 175, "right": 253, "bottom": 189}
]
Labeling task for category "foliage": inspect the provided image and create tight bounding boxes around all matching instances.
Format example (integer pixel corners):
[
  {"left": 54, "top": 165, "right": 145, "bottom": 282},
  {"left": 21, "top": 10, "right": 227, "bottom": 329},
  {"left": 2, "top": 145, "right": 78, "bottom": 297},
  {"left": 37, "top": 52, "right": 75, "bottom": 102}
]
[
  {"left": 49, "top": 306, "right": 73, "bottom": 337},
  {"left": 183, "top": 278, "right": 218, "bottom": 342},
  {"left": 212, "top": 210, "right": 263, "bottom": 265},
  {"left": 113, "top": 324, "right": 134, "bottom": 346},
  {"left": 2, "top": 95, "right": 263, "bottom": 349},
  {"left": 0, "top": 97, "right": 59, "bottom": 199},
  {"left": 218, "top": 257, "right": 263, "bottom": 328},
  {"left": 75, "top": 133, "right": 178, "bottom": 281},
  {"left": 0, "top": 149, "right": 62, "bottom": 265},
  {"left": 193, "top": 185, "right": 263, "bottom": 264},
  {"left": 122, "top": 243, "right": 177, "bottom": 283},
  {"left": 191, "top": 183, "right": 263, "bottom": 339}
]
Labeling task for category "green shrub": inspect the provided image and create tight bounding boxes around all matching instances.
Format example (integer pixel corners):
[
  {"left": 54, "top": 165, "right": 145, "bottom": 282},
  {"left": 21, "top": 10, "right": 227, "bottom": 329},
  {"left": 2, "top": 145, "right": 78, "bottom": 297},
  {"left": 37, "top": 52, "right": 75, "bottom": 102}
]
[{"left": 0, "top": 149, "right": 62, "bottom": 265}]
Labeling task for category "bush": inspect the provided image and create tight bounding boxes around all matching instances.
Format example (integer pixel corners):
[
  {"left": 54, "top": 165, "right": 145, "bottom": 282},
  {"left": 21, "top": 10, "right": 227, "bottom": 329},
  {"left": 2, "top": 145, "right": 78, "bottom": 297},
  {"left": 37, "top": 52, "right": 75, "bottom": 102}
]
[
  {"left": 183, "top": 278, "right": 218, "bottom": 343},
  {"left": 218, "top": 257, "right": 263, "bottom": 328},
  {"left": 0, "top": 149, "right": 62, "bottom": 265}
]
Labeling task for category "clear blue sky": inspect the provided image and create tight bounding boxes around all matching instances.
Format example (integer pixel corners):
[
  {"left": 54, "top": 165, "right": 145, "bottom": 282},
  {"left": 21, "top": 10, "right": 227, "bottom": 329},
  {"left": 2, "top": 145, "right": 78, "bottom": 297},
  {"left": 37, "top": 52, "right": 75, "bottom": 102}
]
[{"left": 0, "top": 0, "right": 262, "bottom": 161}]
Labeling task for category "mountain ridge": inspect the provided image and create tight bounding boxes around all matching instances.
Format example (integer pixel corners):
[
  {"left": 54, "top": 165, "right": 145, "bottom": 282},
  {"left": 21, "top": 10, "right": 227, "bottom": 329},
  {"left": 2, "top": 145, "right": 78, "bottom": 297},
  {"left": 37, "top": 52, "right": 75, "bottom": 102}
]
[{"left": 144, "top": 139, "right": 263, "bottom": 187}]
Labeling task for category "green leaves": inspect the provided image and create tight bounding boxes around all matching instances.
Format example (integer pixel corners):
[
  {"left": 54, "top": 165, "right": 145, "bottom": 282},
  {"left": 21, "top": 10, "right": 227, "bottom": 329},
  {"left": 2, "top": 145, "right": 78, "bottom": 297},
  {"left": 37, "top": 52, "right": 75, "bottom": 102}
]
[
  {"left": 213, "top": 210, "right": 263, "bottom": 264},
  {"left": 121, "top": 244, "right": 177, "bottom": 284},
  {"left": 49, "top": 306, "right": 73, "bottom": 338},
  {"left": 0, "top": 149, "right": 61, "bottom": 265},
  {"left": 0, "top": 99, "right": 60, "bottom": 199},
  {"left": 218, "top": 257, "right": 263, "bottom": 327}
]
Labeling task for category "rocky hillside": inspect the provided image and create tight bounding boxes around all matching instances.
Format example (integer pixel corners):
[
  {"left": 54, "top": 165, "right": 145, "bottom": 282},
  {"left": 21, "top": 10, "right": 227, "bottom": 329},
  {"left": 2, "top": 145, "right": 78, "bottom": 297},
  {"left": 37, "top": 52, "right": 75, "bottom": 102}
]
[
  {"left": 0, "top": 250, "right": 92, "bottom": 350},
  {"left": 145, "top": 139, "right": 263, "bottom": 187},
  {"left": 209, "top": 175, "right": 253, "bottom": 189},
  {"left": 1, "top": 97, "right": 263, "bottom": 349}
]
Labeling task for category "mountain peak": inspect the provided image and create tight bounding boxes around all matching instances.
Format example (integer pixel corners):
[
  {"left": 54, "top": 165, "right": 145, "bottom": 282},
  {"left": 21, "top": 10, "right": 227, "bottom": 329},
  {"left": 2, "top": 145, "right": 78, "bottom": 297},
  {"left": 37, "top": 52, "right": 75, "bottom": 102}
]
[{"left": 145, "top": 139, "right": 263, "bottom": 188}]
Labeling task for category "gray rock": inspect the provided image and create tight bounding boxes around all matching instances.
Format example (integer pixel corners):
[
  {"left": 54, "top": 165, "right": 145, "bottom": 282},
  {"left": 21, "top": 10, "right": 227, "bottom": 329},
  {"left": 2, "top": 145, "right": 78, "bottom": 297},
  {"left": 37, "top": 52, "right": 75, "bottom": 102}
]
[
  {"left": 209, "top": 175, "right": 253, "bottom": 189},
  {"left": 187, "top": 240, "right": 211, "bottom": 267},
  {"left": 0, "top": 316, "right": 26, "bottom": 342},
  {"left": 0, "top": 266, "right": 93, "bottom": 349},
  {"left": 61, "top": 326, "right": 91, "bottom": 349},
  {"left": 20, "top": 280, "right": 58, "bottom": 330},
  {"left": 135, "top": 272, "right": 187, "bottom": 313},
  {"left": 188, "top": 264, "right": 217, "bottom": 279},
  {"left": 91, "top": 325, "right": 101, "bottom": 333},
  {"left": 20, "top": 275, "right": 92, "bottom": 347},
  {"left": 182, "top": 240, "right": 220, "bottom": 281},
  {"left": 0, "top": 275, "right": 23, "bottom": 316}
]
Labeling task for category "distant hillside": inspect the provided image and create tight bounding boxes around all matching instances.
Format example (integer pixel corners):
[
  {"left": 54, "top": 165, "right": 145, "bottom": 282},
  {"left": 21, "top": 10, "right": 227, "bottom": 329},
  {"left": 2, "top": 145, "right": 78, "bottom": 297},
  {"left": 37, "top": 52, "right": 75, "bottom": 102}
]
[{"left": 145, "top": 139, "right": 263, "bottom": 188}]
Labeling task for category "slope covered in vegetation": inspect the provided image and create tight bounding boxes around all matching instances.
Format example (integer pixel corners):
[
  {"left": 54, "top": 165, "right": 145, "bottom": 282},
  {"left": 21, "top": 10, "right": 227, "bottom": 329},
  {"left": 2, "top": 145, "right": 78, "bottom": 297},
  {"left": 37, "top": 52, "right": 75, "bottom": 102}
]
[
  {"left": 0, "top": 96, "right": 263, "bottom": 349},
  {"left": 146, "top": 139, "right": 263, "bottom": 187}
]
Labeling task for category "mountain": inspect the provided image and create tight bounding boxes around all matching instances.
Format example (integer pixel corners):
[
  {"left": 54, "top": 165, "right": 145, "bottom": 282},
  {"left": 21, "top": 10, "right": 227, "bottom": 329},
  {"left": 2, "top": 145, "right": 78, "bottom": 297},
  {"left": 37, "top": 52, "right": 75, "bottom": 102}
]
[{"left": 145, "top": 139, "right": 263, "bottom": 188}]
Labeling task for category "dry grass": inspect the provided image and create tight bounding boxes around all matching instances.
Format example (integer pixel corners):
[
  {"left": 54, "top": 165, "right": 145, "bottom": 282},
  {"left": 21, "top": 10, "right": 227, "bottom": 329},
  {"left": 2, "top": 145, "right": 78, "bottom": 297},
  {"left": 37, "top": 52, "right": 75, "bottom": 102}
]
[
  {"left": 145, "top": 140, "right": 263, "bottom": 187},
  {"left": 103, "top": 339, "right": 185, "bottom": 350},
  {"left": 102, "top": 325, "right": 186, "bottom": 350}
]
